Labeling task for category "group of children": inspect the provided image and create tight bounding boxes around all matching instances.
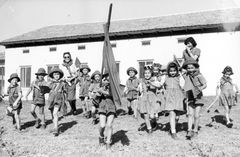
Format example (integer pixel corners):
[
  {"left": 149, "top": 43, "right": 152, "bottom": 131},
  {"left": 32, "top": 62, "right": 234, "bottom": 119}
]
[{"left": 1, "top": 37, "right": 239, "bottom": 150}]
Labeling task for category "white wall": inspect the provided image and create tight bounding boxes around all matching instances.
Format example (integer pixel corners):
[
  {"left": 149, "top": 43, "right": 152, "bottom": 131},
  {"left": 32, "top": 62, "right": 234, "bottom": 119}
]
[{"left": 4, "top": 31, "right": 240, "bottom": 97}]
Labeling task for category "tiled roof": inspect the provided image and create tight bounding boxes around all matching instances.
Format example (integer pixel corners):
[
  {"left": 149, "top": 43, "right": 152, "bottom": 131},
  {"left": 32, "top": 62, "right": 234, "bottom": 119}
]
[{"left": 1, "top": 8, "right": 240, "bottom": 47}]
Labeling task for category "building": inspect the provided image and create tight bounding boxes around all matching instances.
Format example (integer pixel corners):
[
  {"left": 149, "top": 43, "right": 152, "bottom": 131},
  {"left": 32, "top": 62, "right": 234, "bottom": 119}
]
[{"left": 1, "top": 8, "right": 240, "bottom": 97}]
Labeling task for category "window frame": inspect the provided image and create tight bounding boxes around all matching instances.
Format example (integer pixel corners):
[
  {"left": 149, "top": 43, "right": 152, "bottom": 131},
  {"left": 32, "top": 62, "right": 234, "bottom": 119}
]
[
  {"left": 20, "top": 66, "right": 31, "bottom": 88},
  {"left": 137, "top": 59, "right": 154, "bottom": 78}
]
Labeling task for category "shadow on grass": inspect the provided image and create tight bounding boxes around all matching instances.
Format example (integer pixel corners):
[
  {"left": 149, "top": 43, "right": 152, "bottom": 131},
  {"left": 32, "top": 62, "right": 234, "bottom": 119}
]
[
  {"left": 112, "top": 130, "right": 130, "bottom": 146},
  {"left": 59, "top": 121, "right": 77, "bottom": 133},
  {"left": 21, "top": 120, "right": 36, "bottom": 130}
]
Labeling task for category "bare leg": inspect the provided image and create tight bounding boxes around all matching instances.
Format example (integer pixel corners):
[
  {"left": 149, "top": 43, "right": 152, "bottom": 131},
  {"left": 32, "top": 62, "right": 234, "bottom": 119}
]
[
  {"left": 105, "top": 115, "right": 114, "bottom": 144},
  {"left": 14, "top": 110, "right": 21, "bottom": 130},
  {"left": 187, "top": 105, "right": 194, "bottom": 131},
  {"left": 30, "top": 104, "right": 38, "bottom": 119},
  {"left": 224, "top": 105, "right": 231, "bottom": 124},
  {"left": 99, "top": 114, "right": 106, "bottom": 145},
  {"left": 144, "top": 113, "right": 151, "bottom": 131},
  {"left": 170, "top": 111, "right": 176, "bottom": 134},
  {"left": 53, "top": 106, "right": 59, "bottom": 134},
  {"left": 193, "top": 106, "right": 202, "bottom": 132}
]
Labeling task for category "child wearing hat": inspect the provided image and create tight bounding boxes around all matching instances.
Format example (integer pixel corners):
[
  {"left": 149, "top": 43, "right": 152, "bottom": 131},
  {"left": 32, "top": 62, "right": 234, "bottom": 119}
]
[
  {"left": 138, "top": 65, "right": 161, "bottom": 134},
  {"left": 78, "top": 64, "right": 91, "bottom": 118},
  {"left": 163, "top": 62, "right": 185, "bottom": 140},
  {"left": 88, "top": 70, "right": 101, "bottom": 124},
  {"left": 25, "top": 68, "right": 49, "bottom": 129},
  {"left": 47, "top": 67, "right": 66, "bottom": 136},
  {"left": 182, "top": 37, "right": 201, "bottom": 62},
  {"left": 5, "top": 73, "right": 23, "bottom": 131},
  {"left": 216, "top": 66, "right": 239, "bottom": 128},
  {"left": 97, "top": 72, "right": 116, "bottom": 150},
  {"left": 182, "top": 59, "right": 207, "bottom": 140},
  {"left": 124, "top": 67, "right": 140, "bottom": 118}
]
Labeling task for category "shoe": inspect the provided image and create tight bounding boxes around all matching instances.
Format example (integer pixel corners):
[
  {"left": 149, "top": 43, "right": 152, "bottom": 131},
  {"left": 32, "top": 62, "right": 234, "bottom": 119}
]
[
  {"left": 35, "top": 119, "right": 41, "bottom": 128},
  {"left": 51, "top": 129, "right": 59, "bottom": 136},
  {"left": 41, "top": 124, "right": 46, "bottom": 129},
  {"left": 226, "top": 122, "right": 233, "bottom": 128},
  {"left": 99, "top": 137, "right": 105, "bottom": 146},
  {"left": 186, "top": 131, "right": 194, "bottom": 140},
  {"left": 147, "top": 128, "right": 153, "bottom": 134},
  {"left": 171, "top": 133, "right": 179, "bottom": 140}
]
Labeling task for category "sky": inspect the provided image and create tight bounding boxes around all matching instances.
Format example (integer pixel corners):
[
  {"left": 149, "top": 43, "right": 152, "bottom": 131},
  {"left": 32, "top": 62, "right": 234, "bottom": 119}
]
[{"left": 0, "top": 0, "right": 239, "bottom": 50}]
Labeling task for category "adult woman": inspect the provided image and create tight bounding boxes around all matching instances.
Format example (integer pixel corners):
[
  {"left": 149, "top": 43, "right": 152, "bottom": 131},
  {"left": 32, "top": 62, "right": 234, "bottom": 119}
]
[{"left": 60, "top": 52, "right": 78, "bottom": 116}]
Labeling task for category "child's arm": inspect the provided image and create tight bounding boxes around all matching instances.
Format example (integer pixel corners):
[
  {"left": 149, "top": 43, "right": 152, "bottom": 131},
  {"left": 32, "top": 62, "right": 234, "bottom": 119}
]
[
  {"left": 179, "top": 75, "right": 185, "bottom": 88},
  {"left": 25, "top": 81, "right": 35, "bottom": 100},
  {"left": 149, "top": 79, "right": 162, "bottom": 88}
]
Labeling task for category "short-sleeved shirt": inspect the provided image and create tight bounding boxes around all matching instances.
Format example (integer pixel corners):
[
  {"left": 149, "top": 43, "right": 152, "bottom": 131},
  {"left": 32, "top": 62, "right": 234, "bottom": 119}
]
[
  {"left": 183, "top": 72, "right": 207, "bottom": 98},
  {"left": 7, "top": 84, "right": 22, "bottom": 105},
  {"left": 182, "top": 47, "right": 201, "bottom": 62}
]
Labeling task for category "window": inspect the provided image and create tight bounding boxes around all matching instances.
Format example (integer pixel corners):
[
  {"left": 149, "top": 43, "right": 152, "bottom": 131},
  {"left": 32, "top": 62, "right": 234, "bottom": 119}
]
[
  {"left": 141, "top": 40, "right": 151, "bottom": 46},
  {"left": 47, "top": 64, "right": 59, "bottom": 74},
  {"left": 49, "top": 47, "right": 57, "bottom": 52},
  {"left": 111, "top": 43, "right": 117, "bottom": 48},
  {"left": 0, "top": 66, "right": 5, "bottom": 76},
  {"left": 138, "top": 60, "right": 153, "bottom": 78},
  {"left": 177, "top": 37, "right": 187, "bottom": 44},
  {"left": 0, "top": 66, "right": 4, "bottom": 94},
  {"left": 23, "top": 49, "right": 30, "bottom": 54},
  {"left": 78, "top": 45, "right": 86, "bottom": 50},
  {"left": 20, "top": 66, "right": 31, "bottom": 87}
]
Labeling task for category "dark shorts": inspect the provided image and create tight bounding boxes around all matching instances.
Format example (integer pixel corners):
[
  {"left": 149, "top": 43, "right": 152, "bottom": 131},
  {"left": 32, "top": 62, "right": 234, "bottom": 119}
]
[
  {"left": 10, "top": 102, "right": 22, "bottom": 111},
  {"left": 98, "top": 98, "right": 116, "bottom": 116},
  {"left": 48, "top": 92, "right": 64, "bottom": 110},
  {"left": 33, "top": 104, "right": 45, "bottom": 114},
  {"left": 127, "top": 98, "right": 137, "bottom": 102}
]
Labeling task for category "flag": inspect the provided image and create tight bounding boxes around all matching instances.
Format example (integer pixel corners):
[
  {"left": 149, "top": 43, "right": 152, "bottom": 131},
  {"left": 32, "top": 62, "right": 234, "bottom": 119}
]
[
  {"left": 75, "top": 57, "right": 81, "bottom": 68},
  {"left": 101, "top": 24, "right": 122, "bottom": 106}
]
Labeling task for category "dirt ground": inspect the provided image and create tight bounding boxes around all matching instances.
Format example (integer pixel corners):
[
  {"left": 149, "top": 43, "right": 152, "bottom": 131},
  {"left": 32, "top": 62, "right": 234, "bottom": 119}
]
[{"left": 0, "top": 96, "right": 240, "bottom": 157}]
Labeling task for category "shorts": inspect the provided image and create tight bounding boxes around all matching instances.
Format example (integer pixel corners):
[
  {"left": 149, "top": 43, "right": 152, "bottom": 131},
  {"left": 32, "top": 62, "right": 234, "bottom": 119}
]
[
  {"left": 98, "top": 98, "right": 116, "bottom": 116},
  {"left": 48, "top": 92, "right": 64, "bottom": 110}
]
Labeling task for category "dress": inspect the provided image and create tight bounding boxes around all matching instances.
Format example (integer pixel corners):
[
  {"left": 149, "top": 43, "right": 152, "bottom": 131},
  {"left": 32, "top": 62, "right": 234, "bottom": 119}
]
[
  {"left": 126, "top": 77, "right": 140, "bottom": 101},
  {"left": 219, "top": 76, "right": 235, "bottom": 106},
  {"left": 164, "top": 76, "right": 184, "bottom": 112},
  {"left": 138, "top": 78, "right": 161, "bottom": 115},
  {"left": 79, "top": 74, "right": 91, "bottom": 99},
  {"left": 182, "top": 47, "right": 201, "bottom": 62}
]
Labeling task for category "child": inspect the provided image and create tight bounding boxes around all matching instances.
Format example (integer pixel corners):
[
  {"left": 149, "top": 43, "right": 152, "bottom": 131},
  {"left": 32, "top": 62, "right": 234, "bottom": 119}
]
[
  {"left": 182, "top": 37, "right": 201, "bottom": 62},
  {"left": 5, "top": 73, "right": 23, "bottom": 131},
  {"left": 25, "top": 68, "right": 48, "bottom": 129},
  {"left": 124, "top": 67, "right": 140, "bottom": 118},
  {"left": 89, "top": 70, "right": 101, "bottom": 124},
  {"left": 216, "top": 66, "right": 239, "bottom": 128},
  {"left": 79, "top": 64, "right": 91, "bottom": 118},
  {"left": 163, "top": 62, "right": 185, "bottom": 139},
  {"left": 47, "top": 67, "right": 66, "bottom": 136},
  {"left": 138, "top": 65, "right": 161, "bottom": 134},
  {"left": 97, "top": 73, "right": 116, "bottom": 149},
  {"left": 182, "top": 59, "right": 207, "bottom": 140}
]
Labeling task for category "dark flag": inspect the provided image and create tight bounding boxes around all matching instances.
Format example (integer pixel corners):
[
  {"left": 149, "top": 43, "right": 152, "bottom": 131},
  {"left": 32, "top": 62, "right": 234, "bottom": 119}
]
[{"left": 101, "top": 5, "right": 122, "bottom": 106}]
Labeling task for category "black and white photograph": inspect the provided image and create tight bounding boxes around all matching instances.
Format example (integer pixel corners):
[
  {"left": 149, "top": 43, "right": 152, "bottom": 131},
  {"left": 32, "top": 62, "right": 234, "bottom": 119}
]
[{"left": 0, "top": 0, "right": 240, "bottom": 156}]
